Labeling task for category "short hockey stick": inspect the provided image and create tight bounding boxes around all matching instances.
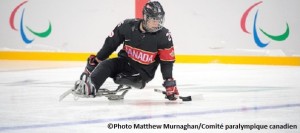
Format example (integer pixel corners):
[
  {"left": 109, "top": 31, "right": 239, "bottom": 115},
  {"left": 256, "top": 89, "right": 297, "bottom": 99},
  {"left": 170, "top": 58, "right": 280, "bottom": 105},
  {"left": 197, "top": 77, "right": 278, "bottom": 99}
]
[{"left": 154, "top": 89, "right": 192, "bottom": 101}]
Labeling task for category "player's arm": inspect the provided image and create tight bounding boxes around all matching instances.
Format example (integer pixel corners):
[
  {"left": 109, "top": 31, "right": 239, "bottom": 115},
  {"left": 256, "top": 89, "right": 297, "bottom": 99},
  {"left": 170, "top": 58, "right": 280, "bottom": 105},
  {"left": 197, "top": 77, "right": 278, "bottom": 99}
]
[
  {"left": 159, "top": 47, "right": 178, "bottom": 101},
  {"left": 158, "top": 31, "right": 179, "bottom": 100},
  {"left": 84, "top": 21, "right": 126, "bottom": 74},
  {"left": 96, "top": 21, "right": 126, "bottom": 61}
]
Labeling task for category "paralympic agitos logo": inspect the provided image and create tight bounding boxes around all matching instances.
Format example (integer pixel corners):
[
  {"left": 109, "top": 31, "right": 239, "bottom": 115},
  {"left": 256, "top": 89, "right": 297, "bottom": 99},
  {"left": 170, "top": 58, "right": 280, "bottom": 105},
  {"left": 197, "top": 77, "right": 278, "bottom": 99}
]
[
  {"left": 240, "top": 1, "right": 289, "bottom": 48},
  {"left": 9, "top": 0, "right": 52, "bottom": 44}
]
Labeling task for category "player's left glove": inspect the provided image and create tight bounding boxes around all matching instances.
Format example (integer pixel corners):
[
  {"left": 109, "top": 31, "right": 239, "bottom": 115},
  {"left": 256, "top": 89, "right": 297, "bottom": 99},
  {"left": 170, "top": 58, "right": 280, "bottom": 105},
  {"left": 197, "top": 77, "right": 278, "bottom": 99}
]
[{"left": 163, "top": 78, "right": 179, "bottom": 101}]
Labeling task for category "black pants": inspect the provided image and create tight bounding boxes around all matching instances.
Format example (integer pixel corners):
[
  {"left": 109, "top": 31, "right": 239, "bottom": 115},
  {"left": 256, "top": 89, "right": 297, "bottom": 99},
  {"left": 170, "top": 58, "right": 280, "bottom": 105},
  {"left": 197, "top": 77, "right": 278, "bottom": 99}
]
[{"left": 90, "top": 57, "right": 141, "bottom": 90}]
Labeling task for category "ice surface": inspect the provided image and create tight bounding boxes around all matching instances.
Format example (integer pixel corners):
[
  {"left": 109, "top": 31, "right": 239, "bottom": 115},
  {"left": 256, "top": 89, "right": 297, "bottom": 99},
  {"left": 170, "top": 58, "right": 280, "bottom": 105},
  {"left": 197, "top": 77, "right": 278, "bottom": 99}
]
[{"left": 0, "top": 61, "right": 299, "bottom": 133}]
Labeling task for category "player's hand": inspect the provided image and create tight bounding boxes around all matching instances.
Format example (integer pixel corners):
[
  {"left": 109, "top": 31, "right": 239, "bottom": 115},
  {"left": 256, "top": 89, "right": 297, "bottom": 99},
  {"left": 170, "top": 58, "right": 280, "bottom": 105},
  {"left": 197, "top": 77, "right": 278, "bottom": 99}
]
[
  {"left": 85, "top": 54, "right": 99, "bottom": 74},
  {"left": 163, "top": 78, "right": 179, "bottom": 100}
]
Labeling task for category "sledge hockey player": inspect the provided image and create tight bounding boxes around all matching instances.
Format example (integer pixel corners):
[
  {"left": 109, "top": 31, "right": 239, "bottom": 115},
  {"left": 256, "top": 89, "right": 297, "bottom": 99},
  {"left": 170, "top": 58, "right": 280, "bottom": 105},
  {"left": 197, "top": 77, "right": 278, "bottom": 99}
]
[{"left": 79, "top": 1, "right": 179, "bottom": 100}]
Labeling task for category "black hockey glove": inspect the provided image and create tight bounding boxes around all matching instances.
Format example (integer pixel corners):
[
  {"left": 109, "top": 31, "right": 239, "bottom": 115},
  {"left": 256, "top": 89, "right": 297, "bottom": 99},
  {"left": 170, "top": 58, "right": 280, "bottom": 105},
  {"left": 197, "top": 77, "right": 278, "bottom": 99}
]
[
  {"left": 163, "top": 79, "right": 179, "bottom": 101},
  {"left": 79, "top": 55, "right": 99, "bottom": 94},
  {"left": 85, "top": 54, "right": 99, "bottom": 74}
]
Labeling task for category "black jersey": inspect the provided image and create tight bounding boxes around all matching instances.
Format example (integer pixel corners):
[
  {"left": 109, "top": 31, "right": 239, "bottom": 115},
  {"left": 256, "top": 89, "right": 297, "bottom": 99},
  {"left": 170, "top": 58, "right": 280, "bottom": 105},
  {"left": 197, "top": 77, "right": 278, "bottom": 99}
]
[{"left": 96, "top": 19, "right": 175, "bottom": 82}]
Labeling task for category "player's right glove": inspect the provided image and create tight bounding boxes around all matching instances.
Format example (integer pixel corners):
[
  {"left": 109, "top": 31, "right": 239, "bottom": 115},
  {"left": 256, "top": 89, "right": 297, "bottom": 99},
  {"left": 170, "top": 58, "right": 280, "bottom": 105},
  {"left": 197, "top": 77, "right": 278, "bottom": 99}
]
[
  {"left": 85, "top": 54, "right": 99, "bottom": 74},
  {"left": 77, "top": 55, "right": 99, "bottom": 96},
  {"left": 163, "top": 78, "right": 179, "bottom": 101}
]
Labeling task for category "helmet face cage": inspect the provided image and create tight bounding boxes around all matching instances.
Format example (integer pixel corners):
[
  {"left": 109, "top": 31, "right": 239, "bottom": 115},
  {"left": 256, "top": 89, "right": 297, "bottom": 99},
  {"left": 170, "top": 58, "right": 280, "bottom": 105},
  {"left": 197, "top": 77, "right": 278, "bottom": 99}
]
[{"left": 142, "top": 1, "right": 165, "bottom": 32}]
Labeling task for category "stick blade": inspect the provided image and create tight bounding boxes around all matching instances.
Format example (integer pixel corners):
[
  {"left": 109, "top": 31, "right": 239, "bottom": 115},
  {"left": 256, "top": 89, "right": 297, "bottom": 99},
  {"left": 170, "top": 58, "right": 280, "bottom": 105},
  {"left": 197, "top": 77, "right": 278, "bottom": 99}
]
[
  {"left": 179, "top": 96, "right": 192, "bottom": 101},
  {"left": 154, "top": 89, "right": 192, "bottom": 102}
]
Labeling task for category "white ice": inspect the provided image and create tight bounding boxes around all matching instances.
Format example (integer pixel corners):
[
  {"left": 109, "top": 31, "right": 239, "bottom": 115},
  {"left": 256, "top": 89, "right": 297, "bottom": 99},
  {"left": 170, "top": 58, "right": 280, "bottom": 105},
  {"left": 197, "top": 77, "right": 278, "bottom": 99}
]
[{"left": 0, "top": 61, "right": 299, "bottom": 133}]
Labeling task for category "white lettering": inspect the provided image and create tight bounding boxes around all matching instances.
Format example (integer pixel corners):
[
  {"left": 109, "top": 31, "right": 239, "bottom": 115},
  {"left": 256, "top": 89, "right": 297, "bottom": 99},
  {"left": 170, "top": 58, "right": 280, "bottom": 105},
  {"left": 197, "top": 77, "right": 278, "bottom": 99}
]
[{"left": 124, "top": 45, "right": 157, "bottom": 64}]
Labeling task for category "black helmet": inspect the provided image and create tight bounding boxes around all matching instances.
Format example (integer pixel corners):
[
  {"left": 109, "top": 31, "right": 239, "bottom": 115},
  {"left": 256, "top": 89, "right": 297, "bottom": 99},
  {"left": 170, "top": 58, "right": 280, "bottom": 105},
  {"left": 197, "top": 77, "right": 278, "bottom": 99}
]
[{"left": 142, "top": 1, "right": 165, "bottom": 32}]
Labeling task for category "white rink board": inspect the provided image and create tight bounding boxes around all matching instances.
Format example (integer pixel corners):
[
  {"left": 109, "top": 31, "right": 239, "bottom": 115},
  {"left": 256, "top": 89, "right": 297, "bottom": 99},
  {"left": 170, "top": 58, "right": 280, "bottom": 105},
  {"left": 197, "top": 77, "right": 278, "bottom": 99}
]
[{"left": 0, "top": 0, "right": 299, "bottom": 56}]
